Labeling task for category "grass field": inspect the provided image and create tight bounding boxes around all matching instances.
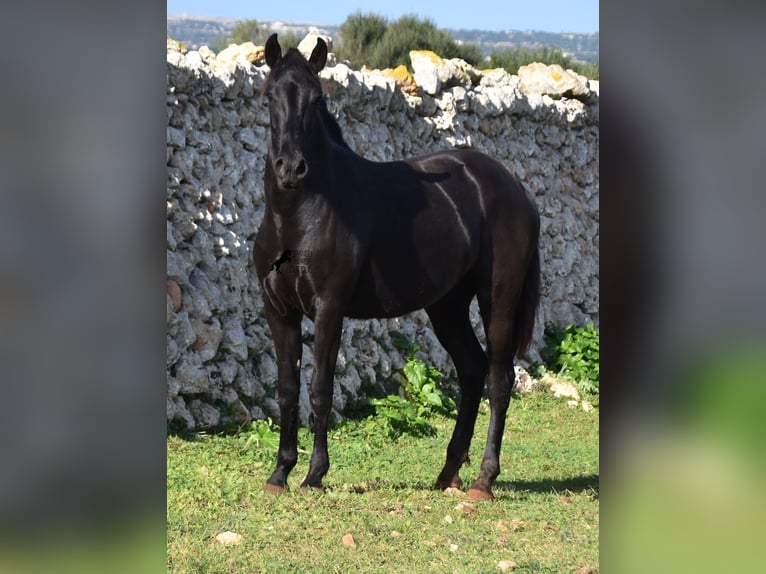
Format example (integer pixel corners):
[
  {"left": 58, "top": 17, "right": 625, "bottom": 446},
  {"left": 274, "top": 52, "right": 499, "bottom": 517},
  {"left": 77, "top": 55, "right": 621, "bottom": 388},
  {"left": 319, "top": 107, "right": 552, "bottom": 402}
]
[{"left": 167, "top": 391, "right": 598, "bottom": 573}]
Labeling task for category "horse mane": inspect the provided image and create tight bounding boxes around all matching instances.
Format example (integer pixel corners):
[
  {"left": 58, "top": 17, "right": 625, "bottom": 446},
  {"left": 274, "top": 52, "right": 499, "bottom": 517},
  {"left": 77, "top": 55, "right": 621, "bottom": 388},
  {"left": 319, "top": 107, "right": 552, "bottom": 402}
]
[{"left": 317, "top": 97, "right": 350, "bottom": 150}]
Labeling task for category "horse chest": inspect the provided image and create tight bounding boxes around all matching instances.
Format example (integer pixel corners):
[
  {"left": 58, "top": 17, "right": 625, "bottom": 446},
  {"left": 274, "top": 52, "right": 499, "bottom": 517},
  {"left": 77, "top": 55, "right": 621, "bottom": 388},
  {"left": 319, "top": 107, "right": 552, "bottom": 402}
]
[
  {"left": 259, "top": 246, "right": 316, "bottom": 315},
  {"left": 258, "top": 223, "right": 349, "bottom": 318}
]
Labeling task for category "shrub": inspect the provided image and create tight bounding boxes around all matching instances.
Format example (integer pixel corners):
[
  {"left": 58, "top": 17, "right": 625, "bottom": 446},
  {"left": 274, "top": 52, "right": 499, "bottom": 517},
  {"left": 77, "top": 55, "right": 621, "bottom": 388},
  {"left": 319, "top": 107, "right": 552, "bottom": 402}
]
[
  {"left": 337, "top": 11, "right": 388, "bottom": 68},
  {"left": 337, "top": 12, "right": 482, "bottom": 70},
  {"left": 541, "top": 323, "right": 600, "bottom": 394}
]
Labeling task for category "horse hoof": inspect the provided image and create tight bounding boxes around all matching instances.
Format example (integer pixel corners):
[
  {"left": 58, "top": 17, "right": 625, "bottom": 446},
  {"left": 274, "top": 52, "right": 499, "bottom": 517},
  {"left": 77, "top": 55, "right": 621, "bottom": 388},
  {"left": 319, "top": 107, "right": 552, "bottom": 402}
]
[
  {"left": 263, "top": 483, "right": 287, "bottom": 495},
  {"left": 467, "top": 488, "right": 494, "bottom": 501},
  {"left": 434, "top": 479, "right": 462, "bottom": 491}
]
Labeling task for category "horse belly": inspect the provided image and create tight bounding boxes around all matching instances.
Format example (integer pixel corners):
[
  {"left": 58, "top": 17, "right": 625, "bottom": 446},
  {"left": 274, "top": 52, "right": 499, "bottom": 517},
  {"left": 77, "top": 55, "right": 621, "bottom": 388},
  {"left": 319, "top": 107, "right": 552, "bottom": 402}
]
[{"left": 346, "top": 241, "right": 471, "bottom": 319}]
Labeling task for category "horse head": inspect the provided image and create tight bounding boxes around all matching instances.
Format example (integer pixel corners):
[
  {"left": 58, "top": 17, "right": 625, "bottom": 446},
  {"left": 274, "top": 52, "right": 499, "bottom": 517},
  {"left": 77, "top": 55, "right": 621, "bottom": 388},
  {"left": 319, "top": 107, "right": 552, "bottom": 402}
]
[{"left": 263, "top": 34, "right": 328, "bottom": 191}]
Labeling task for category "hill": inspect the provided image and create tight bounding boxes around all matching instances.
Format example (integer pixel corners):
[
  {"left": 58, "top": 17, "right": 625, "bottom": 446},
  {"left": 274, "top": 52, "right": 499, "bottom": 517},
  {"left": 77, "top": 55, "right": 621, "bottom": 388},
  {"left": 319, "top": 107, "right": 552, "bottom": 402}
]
[{"left": 166, "top": 15, "right": 598, "bottom": 63}]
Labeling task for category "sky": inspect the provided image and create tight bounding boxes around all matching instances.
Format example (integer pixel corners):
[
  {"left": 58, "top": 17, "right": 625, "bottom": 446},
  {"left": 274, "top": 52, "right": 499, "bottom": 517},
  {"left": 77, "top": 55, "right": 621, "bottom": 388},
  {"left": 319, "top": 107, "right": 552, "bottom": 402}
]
[{"left": 166, "top": 0, "right": 598, "bottom": 34}]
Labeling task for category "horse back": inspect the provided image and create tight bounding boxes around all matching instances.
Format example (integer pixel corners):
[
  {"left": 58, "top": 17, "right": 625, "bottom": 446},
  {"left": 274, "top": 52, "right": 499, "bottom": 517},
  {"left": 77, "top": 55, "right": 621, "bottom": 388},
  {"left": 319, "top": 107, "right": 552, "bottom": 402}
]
[{"left": 345, "top": 149, "right": 535, "bottom": 318}]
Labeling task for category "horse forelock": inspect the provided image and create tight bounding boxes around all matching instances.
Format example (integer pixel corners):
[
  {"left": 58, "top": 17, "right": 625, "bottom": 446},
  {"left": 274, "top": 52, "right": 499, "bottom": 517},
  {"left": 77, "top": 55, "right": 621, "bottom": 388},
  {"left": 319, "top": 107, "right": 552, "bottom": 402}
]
[{"left": 261, "top": 48, "right": 321, "bottom": 99}]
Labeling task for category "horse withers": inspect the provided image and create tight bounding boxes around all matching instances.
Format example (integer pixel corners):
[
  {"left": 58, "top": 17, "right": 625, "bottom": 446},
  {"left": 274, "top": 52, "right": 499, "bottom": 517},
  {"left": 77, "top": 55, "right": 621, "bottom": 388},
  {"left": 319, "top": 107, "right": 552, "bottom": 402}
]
[{"left": 252, "top": 34, "right": 541, "bottom": 500}]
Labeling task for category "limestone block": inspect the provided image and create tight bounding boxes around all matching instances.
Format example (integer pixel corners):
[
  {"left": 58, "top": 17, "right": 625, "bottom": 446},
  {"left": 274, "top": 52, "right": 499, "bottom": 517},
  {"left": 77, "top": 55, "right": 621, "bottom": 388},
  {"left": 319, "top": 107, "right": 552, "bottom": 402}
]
[
  {"left": 297, "top": 31, "right": 333, "bottom": 59},
  {"left": 410, "top": 50, "right": 452, "bottom": 95},
  {"left": 518, "top": 62, "right": 591, "bottom": 100},
  {"left": 380, "top": 64, "right": 419, "bottom": 95},
  {"left": 217, "top": 41, "right": 264, "bottom": 65}
]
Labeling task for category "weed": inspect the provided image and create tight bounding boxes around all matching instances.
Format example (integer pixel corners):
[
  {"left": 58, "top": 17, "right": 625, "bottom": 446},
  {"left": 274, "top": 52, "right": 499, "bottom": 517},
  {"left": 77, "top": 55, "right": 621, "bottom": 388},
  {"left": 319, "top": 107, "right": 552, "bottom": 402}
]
[
  {"left": 367, "top": 394, "right": 437, "bottom": 438},
  {"left": 358, "top": 332, "right": 458, "bottom": 437}
]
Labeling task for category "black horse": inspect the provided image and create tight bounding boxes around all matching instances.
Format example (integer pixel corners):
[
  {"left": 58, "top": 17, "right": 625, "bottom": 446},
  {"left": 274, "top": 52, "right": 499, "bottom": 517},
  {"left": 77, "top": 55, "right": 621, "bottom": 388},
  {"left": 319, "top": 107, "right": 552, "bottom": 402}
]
[{"left": 253, "top": 34, "right": 541, "bottom": 500}]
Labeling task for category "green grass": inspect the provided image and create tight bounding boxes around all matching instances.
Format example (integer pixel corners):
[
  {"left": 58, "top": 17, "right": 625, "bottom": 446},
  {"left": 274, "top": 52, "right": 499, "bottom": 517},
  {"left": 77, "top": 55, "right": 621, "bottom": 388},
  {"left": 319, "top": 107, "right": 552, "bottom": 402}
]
[{"left": 167, "top": 392, "right": 598, "bottom": 573}]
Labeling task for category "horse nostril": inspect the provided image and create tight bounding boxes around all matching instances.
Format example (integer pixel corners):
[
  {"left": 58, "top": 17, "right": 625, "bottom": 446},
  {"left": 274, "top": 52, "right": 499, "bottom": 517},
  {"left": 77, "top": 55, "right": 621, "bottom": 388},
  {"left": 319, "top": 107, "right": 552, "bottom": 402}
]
[{"left": 295, "top": 159, "right": 308, "bottom": 179}]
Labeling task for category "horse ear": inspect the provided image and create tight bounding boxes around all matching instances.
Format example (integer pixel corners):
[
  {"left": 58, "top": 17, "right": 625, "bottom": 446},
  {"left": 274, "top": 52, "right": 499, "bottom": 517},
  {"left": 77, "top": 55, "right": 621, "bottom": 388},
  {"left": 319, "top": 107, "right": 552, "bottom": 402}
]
[
  {"left": 309, "top": 38, "right": 328, "bottom": 73},
  {"left": 265, "top": 34, "right": 282, "bottom": 68}
]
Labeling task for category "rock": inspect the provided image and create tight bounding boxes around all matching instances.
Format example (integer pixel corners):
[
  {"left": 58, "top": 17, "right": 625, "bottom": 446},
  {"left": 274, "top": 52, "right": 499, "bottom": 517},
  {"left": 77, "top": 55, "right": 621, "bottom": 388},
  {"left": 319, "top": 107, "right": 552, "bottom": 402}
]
[
  {"left": 171, "top": 395, "right": 195, "bottom": 428},
  {"left": 167, "top": 250, "right": 195, "bottom": 284},
  {"left": 167, "top": 376, "right": 181, "bottom": 398},
  {"left": 409, "top": 51, "right": 481, "bottom": 96},
  {"left": 479, "top": 68, "right": 516, "bottom": 88},
  {"left": 215, "top": 531, "right": 242, "bottom": 546},
  {"left": 221, "top": 317, "right": 248, "bottom": 361},
  {"left": 167, "top": 126, "right": 186, "bottom": 149},
  {"left": 166, "top": 279, "right": 182, "bottom": 311},
  {"left": 170, "top": 310, "right": 196, "bottom": 350},
  {"left": 198, "top": 45, "right": 215, "bottom": 61},
  {"left": 512, "top": 366, "right": 542, "bottom": 394},
  {"left": 230, "top": 399, "right": 252, "bottom": 424},
  {"left": 166, "top": 394, "right": 177, "bottom": 420},
  {"left": 262, "top": 397, "right": 280, "bottom": 421},
  {"left": 298, "top": 30, "right": 333, "bottom": 60},
  {"left": 256, "top": 353, "right": 277, "bottom": 385},
  {"left": 219, "top": 358, "right": 239, "bottom": 385},
  {"left": 188, "top": 399, "right": 221, "bottom": 428},
  {"left": 167, "top": 335, "right": 180, "bottom": 367},
  {"left": 380, "top": 65, "right": 419, "bottom": 96},
  {"left": 190, "top": 318, "right": 222, "bottom": 362},
  {"left": 217, "top": 41, "right": 264, "bottom": 65},
  {"left": 517, "top": 62, "right": 591, "bottom": 100},
  {"left": 445, "top": 58, "right": 482, "bottom": 87},
  {"left": 175, "top": 355, "right": 208, "bottom": 394},
  {"left": 167, "top": 36, "right": 187, "bottom": 54},
  {"left": 541, "top": 374, "right": 581, "bottom": 400},
  {"left": 409, "top": 50, "right": 451, "bottom": 95}
]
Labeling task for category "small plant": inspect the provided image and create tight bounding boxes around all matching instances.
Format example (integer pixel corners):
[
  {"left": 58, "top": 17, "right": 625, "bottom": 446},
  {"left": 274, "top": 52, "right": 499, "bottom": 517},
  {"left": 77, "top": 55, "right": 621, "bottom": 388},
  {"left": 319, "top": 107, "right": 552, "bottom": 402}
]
[
  {"left": 390, "top": 331, "right": 457, "bottom": 417},
  {"left": 367, "top": 394, "right": 436, "bottom": 438},
  {"left": 541, "top": 323, "right": 599, "bottom": 394},
  {"left": 354, "top": 332, "right": 456, "bottom": 438},
  {"left": 238, "top": 418, "right": 280, "bottom": 457}
]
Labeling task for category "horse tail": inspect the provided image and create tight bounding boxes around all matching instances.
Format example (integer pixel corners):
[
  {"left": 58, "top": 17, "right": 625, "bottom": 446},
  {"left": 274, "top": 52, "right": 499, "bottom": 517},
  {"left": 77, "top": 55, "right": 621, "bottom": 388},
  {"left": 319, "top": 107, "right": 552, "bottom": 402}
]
[{"left": 513, "top": 243, "right": 541, "bottom": 357}]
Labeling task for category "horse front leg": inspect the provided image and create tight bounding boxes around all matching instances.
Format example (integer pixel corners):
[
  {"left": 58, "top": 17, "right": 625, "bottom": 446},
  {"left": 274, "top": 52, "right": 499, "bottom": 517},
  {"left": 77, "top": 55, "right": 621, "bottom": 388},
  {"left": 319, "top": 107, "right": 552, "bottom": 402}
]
[
  {"left": 300, "top": 303, "right": 343, "bottom": 491},
  {"left": 263, "top": 304, "right": 303, "bottom": 494}
]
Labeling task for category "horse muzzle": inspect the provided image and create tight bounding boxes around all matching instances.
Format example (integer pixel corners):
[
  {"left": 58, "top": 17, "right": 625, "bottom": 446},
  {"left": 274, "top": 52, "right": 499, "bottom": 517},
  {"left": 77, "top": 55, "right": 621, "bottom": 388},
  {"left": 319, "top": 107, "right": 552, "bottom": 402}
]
[{"left": 274, "top": 155, "right": 308, "bottom": 189}]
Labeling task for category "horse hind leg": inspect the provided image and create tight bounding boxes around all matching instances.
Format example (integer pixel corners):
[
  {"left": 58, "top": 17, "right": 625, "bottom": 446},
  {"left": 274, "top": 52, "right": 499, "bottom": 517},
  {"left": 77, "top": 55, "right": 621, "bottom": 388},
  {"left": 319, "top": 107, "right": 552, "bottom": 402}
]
[
  {"left": 425, "top": 285, "right": 488, "bottom": 492},
  {"left": 467, "top": 280, "right": 524, "bottom": 501}
]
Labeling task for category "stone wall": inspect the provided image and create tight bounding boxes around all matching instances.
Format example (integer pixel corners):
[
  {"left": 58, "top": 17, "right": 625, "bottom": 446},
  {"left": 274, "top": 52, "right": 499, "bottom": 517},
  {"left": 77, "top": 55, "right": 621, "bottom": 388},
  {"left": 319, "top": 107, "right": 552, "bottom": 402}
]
[{"left": 166, "top": 39, "right": 599, "bottom": 430}]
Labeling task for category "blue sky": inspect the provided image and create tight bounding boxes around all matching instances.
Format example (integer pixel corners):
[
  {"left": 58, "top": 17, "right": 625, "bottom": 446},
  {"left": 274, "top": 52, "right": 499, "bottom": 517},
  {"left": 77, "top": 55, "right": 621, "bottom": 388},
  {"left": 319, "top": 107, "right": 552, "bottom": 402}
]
[{"left": 166, "top": 1, "right": 598, "bottom": 34}]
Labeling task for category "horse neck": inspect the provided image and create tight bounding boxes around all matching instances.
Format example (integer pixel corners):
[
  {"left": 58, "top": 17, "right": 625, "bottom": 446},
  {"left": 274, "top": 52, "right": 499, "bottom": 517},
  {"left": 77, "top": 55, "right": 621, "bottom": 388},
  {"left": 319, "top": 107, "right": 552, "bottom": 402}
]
[{"left": 316, "top": 101, "right": 350, "bottom": 153}]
